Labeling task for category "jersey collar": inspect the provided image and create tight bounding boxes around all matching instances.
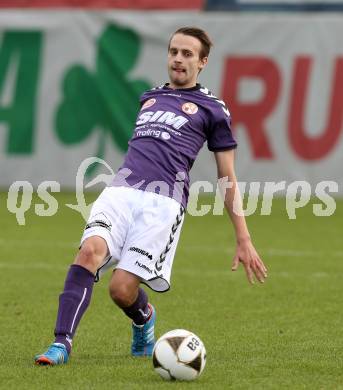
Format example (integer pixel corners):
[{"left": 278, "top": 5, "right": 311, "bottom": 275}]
[{"left": 163, "top": 83, "right": 201, "bottom": 92}]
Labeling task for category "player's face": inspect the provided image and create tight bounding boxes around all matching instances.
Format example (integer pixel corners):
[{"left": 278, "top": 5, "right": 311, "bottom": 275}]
[{"left": 168, "top": 33, "right": 208, "bottom": 89}]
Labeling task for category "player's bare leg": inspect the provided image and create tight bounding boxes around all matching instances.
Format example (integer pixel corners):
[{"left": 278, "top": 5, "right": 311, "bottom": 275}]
[
  {"left": 109, "top": 269, "right": 156, "bottom": 356},
  {"left": 35, "top": 236, "right": 108, "bottom": 365}
]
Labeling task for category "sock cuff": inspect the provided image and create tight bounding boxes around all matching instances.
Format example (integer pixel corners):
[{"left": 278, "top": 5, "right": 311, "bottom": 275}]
[{"left": 67, "top": 264, "right": 95, "bottom": 287}]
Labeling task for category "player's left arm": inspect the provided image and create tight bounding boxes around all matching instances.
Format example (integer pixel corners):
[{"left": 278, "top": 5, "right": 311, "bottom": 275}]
[{"left": 214, "top": 149, "right": 267, "bottom": 284}]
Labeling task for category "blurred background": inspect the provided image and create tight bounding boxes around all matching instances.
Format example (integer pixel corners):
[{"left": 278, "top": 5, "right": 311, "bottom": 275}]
[{"left": 0, "top": 0, "right": 342, "bottom": 193}]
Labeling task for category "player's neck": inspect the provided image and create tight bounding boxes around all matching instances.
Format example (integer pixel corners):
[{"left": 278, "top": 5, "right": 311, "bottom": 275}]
[{"left": 167, "top": 82, "right": 199, "bottom": 90}]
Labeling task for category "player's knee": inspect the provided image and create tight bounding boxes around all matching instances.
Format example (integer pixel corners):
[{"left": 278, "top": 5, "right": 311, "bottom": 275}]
[
  {"left": 75, "top": 242, "right": 104, "bottom": 273},
  {"left": 109, "top": 284, "right": 136, "bottom": 307}
]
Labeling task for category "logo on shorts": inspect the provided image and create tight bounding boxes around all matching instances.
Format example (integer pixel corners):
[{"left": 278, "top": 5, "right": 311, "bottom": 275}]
[
  {"left": 85, "top": 212, "right": 112, "bottom": 231},
  {"left": 129, "top": 246, "right": 153, "bottom": 260},
  {"left": 135, "top": 260, "right": 153, "bottom": 274},
  {"left": 141, "top": 98, "right": 156, "bottom": 110},
  {"left": 182, "top": 102, "right": 198, "bottom": 115}
]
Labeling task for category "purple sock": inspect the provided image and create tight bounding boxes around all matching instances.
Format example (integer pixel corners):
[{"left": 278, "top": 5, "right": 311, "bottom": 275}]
[
  {"left": 54, "top": 264, "right": 94, "bottom": 354},
  {"left": 122, "top": 288, "right": 151, "bottom": 326}
]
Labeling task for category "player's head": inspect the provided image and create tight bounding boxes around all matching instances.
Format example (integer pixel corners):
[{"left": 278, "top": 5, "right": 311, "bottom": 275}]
[{"left": 167, "top": 27, "right": 213, "bottom": 89}]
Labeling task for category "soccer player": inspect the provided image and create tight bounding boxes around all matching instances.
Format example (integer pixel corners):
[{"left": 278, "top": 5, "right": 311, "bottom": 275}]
[{"left": 35, "top": 27, "right": 267, "bottom": 365}]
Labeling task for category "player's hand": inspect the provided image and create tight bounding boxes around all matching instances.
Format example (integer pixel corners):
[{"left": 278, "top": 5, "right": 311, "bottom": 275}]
[{"left": 231, "top": 238, "right": 267, "bottom": 284}]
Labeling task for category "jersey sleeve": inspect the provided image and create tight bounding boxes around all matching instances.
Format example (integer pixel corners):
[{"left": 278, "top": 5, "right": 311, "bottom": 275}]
[
  {"left": 207, "top": 106, "right": 237, "bottom": 152},
  {"left": 139, "top": 90, "right": 151, "bottom": 106}
]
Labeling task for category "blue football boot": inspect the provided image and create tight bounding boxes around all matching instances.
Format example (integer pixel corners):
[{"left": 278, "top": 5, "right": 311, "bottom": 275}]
[
  {"left": 131, "top": 303, "right": 156, "bottom": 357},
  {"left": 34, "top": 343, "right": 69, "bottom": 366}
]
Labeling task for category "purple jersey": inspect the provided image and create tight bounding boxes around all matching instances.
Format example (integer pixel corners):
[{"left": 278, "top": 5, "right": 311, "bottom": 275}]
[{"left": 111, "top": 83, "right": 237, "bottom": 207}]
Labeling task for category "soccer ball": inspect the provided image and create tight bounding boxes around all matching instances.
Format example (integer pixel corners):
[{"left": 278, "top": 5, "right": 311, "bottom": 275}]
[{"left": 152, "top": 329, "right": 206, "bottom": 381}]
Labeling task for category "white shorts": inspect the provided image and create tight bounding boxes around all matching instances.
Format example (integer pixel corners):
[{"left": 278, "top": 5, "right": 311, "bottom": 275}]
[{"left": 80, "top": 186, "right": 185, "bottom": 292}]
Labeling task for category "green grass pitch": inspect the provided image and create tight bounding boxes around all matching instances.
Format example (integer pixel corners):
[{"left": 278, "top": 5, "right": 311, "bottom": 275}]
[{"left": 0, "top": 192, "right": 342, "bottom": 389}]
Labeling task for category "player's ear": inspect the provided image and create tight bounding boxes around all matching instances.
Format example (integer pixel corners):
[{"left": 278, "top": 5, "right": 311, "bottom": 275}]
[{"left": 199, "top": 56, "right": 208, "bottom": 71}]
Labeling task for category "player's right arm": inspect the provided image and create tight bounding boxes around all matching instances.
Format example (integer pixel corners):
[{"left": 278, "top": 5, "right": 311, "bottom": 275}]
[{"left": 214, "top": 149, "right": 268, "bottom": 284}]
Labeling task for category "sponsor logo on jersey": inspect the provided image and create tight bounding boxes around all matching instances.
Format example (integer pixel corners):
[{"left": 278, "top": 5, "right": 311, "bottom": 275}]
[
  {"left": 141, "top": 98, "right": 156, "bottom": 110},
  {"left": 135, "top": 260, "right": 153, "bottom": 274},
  {"left": 130, "top": 246, "right": 153, "bottom": 260},
  {"left": 136, "top": 110, "right": 188, "bottom": 129},
  {"left": 161, "top": 131, "right": 171, "bottom": 140},
  {"left": 135, "top": 128, "right": 171, "bottom": 141},
  {"left": 182, "top": 102, "right": 198, "bottom": 115}
]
